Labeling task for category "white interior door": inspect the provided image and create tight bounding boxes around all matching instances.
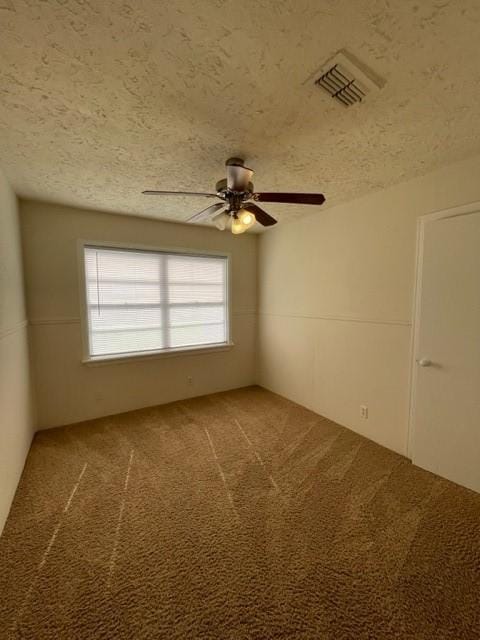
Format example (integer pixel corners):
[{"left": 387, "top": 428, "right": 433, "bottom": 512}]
[{"left": 411, "top": 208, "right": 480, "bottom": 493}]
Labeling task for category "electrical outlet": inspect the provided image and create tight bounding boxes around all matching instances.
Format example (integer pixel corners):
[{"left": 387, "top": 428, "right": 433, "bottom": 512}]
[
  {"left": 187, "top": 376, "right": 193, "bottom": 385},
  {"left": 360, "top": 405, "right": 368, "bottom": 419}
]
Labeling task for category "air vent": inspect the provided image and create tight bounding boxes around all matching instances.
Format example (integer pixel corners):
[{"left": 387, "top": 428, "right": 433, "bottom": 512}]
[{"left": 314, "top": 50, "right": 383, "bottom": 107}]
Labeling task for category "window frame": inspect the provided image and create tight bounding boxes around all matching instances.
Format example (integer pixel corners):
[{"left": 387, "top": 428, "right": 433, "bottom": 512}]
[{"left": 77, "top": 240, "right": 233, "bottom": 365}]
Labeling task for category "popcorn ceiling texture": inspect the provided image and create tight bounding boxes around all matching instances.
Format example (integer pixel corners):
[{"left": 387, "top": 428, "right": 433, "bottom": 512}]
[
  {"left": 1, "top": 387, "right": 479, "bottom": 639},
  {"left": 2, "top": 1, "right": 480, "bottom": 227}
]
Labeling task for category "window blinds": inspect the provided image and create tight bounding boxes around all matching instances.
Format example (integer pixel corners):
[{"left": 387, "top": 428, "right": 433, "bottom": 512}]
[{"left": 84, "top": 246, "right": 229, "bottom": 358}]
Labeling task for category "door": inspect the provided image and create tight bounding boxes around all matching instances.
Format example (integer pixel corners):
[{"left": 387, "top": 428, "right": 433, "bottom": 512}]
[{"left": 411, "top": 209, "right": 480, "bottom": 493}]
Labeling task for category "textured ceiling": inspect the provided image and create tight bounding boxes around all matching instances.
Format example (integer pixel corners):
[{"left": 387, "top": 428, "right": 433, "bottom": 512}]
[{"left": 2, "top": 0, "right": 480, "bottom": 230}]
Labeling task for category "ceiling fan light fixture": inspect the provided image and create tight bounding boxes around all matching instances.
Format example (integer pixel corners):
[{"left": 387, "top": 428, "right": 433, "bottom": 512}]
[
  {"left": 212, "top": 210, "right": 230, "bottom": 231},
  {"left": 231, "top": 216, "right": 247, "bottom": 235},
  {"left": 237, "top": 209, "right": 256, "bottom": 229}
]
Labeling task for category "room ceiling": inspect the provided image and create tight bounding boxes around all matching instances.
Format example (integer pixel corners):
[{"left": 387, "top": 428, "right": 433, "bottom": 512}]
[{"left": 2, "top": 0, "right": 480, "bottom": 230}]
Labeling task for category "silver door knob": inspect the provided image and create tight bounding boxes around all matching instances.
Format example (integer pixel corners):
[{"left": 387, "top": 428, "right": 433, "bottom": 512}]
[{"left": 417, "top": 358, "right": 432, "bottom": 367}]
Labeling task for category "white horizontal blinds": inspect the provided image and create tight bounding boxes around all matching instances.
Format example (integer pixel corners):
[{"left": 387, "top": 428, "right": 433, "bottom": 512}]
[
  {"left": 167, "top": 254, "right": 227, "bottom": 349},
  {"left": 84, "top": 246, "right": 228, "bottom": 357}
]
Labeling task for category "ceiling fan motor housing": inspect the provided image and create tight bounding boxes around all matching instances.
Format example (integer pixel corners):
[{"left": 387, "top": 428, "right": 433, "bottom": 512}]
[{"left": 215, "top": 177, "right": 254, "bottom": 213}]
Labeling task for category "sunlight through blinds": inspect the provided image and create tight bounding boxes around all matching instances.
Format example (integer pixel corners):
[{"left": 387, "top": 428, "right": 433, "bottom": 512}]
[{"left": 84, "top": 246, "right": 229, "bottom": 357}]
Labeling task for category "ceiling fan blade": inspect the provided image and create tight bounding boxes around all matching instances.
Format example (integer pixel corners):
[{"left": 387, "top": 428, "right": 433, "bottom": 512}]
[
  {"left": 254, "top": 192, "right": 326, "bottom": 205},
  {"left": 242, "top": 203, "right": 277, "bottom": 227},
  {"left": 143, "top": 190, "right": 218, "bottom": 198},
  {"left": 186, "top": 202, "right": 226, "bottom": 223},
  {"left": 226, "top": 164, "right": 254, "bottom": 191}
]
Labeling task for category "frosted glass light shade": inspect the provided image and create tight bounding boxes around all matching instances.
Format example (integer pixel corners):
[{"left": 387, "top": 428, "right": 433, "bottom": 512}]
[
  {"left": 231, "top": 217, "right": 247, "bottom": 234},
  {"left": 212, "top": 211, "right": 230, "bottom": 231},
  {"left": 238, "top": 209, "right": 256, "bottom": 229}
]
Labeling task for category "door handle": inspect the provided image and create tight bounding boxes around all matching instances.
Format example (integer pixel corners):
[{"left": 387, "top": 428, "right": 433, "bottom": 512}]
[{"left": 417, "top": 358, "right": 432, "bottom": 367}]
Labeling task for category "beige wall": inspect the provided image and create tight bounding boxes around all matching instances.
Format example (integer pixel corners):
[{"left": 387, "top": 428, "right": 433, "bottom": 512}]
[
  {"left": 258, "top": 152, "right": 480, "bottom": 456},
  {"left": 0, "top": 171, "right": 34, "bottom": 534},
  {"left": 21, "top": 201, "right": 258, "bottom": 429}
]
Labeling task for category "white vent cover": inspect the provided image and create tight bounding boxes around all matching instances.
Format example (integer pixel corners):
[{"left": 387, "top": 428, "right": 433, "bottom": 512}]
[{"left": 314, "top": 50, "right": 383, "bottom": 107}]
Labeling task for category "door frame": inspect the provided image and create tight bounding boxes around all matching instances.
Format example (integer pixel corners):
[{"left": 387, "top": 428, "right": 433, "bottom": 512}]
[{"left": 407, "top": 200, "right": 480, "bottom": 458}]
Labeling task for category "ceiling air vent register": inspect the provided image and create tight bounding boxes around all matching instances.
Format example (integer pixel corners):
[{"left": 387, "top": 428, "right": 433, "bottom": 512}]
[{"left": 314, "top": 50, "right": 384, "bottom": 107}]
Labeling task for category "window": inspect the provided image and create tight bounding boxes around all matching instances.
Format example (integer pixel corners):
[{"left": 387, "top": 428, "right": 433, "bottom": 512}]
[{"left": 83, "top": 245, "right": 229, "bottom": 359}]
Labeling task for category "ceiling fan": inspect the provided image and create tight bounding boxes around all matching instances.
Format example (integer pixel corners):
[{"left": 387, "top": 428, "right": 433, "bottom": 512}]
[{"left": 143, "top": 158, "right": 326, "bottom": 234}]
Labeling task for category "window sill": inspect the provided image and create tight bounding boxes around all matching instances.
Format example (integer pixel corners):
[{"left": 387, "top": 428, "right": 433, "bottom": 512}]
[{"left": 82, "top": 342, "right": 235, "bottom": 366}]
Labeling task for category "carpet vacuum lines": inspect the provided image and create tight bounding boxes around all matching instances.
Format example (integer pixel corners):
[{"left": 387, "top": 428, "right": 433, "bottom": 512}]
[
  {"left": 203, "top": 426, "right": 239, "bottom": 520},
  {"left": 107, "top": 449, "right": 135, "bottom": 589},
  {"left": 11, "top": 462, "right": 88, "bottom": 634},
  {"left": 233, "top": 418, "right": 282, "bottom": 496}
]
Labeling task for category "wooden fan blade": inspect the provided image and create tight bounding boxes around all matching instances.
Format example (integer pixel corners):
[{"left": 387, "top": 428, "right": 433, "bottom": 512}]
[
  {"left": 242, "top": 203, "right": 277, "bottom": 227},
  {"left": 226, "top": 164, "right": 254, "bottom": 191},
  {"left": 186, "top": 202, "right": 226, "bottom": 223},
  {"left": 254, "top": 192, "right": 325, "bottom": 205},
  {"left": 143, "top": 190, "right": 218, "bottom": 198}
]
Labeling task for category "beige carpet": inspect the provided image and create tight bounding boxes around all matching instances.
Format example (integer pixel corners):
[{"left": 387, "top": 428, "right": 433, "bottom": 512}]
[{"left": 1, "top": 386, "right": 479, "bottom": 639}]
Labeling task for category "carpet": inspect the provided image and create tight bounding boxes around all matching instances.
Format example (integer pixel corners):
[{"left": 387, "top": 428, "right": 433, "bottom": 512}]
[{"left": 1, "top": 386, "right": 479, "bottom": 639}]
